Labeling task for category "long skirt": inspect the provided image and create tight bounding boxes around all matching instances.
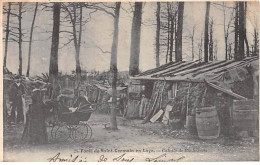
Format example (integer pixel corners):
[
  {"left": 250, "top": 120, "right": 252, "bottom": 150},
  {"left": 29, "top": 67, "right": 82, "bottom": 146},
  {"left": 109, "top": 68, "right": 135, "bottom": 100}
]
[{"left": 21, "top": 104, "right": 48, "bottom": 145}]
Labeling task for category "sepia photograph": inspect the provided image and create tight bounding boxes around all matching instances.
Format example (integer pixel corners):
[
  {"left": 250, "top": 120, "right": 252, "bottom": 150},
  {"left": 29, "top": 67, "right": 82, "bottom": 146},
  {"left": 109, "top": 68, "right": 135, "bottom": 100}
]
[{"left": 1, "top": 0, "right": 259, "bottom": 162}]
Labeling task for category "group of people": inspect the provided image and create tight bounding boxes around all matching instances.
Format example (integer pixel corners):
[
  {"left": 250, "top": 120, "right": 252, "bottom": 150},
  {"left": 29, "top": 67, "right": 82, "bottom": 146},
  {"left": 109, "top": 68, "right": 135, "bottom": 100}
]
[{"left": 7, "top": 76, "right": 92, "bottom": 145}]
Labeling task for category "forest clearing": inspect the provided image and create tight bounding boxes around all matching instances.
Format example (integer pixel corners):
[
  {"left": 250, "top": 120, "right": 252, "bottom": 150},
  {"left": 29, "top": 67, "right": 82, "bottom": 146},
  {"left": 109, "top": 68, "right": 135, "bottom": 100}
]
[{"left": 2, "top": 1, "right": 259, "bottom": 162}]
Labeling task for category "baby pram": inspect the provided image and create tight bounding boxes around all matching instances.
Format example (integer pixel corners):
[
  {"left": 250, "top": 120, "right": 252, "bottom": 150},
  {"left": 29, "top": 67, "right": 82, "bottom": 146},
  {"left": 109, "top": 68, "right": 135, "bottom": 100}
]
[{"left": 51, "top": 102, "right": 97, "bottom": 142}]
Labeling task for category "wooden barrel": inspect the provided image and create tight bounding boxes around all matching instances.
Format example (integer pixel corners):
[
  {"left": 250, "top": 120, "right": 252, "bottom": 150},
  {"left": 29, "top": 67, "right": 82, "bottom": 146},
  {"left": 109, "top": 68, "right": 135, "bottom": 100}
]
[
  {"left": 186, "top": 115, "right": 198, "bottom": 135},
  {"left": 232, "top": 100, "right": 258, "bottom": 131},
  {"left": 196, "top": 106, "right": 220, "bottom": 139}
]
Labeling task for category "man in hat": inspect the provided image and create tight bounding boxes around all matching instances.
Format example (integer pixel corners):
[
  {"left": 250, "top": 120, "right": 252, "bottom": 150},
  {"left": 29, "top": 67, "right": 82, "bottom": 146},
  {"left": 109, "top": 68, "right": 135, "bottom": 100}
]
[{"left": 9, "top": 75, "right": 25, "bottom": 124}]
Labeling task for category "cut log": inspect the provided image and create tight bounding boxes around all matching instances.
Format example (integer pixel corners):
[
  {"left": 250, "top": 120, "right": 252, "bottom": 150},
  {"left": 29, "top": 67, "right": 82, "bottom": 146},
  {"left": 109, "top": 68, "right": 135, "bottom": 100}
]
[
  {"left": 162, "top": 105, "right": 173, "bottom": 125},
  {"left": 150, "top": 109, "right": 164, "bottom": 123}
]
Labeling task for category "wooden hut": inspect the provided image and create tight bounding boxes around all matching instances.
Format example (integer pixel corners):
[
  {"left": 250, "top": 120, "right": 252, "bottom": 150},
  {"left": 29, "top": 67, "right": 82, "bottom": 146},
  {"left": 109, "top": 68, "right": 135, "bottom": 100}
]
[{"left": 127, "top": 57, "right": 259, "bottom": 136}]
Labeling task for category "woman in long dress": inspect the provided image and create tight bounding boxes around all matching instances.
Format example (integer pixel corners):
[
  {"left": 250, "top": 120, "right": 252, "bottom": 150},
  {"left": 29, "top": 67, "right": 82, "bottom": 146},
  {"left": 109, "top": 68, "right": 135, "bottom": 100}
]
[{"left": 21, "top": 89, "right": 48, "bottom": 145}]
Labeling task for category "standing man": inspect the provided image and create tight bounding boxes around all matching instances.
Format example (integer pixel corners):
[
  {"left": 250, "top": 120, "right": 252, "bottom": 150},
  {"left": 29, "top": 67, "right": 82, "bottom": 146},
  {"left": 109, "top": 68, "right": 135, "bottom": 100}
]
[{"left": 9, "top": 75, "right": 25, "bottom": 124}]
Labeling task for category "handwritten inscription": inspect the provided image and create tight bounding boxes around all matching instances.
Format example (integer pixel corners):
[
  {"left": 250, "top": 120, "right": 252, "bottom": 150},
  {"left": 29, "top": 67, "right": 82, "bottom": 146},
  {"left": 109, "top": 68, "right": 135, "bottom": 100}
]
[
  {"left": 97, "top": 155, "right": 108, "bottom": 162},
  {"left": 113, "top": 153, "right": 134, "bottom": 162},
  {"left": 145, "top": 153, "right": 185, "bottom": 162},
  {"left": 47, "top": 153, "right": 79, "bottom": 162},
  {"left": 47, "top": 152, "right": 185, "bottom": 162}
]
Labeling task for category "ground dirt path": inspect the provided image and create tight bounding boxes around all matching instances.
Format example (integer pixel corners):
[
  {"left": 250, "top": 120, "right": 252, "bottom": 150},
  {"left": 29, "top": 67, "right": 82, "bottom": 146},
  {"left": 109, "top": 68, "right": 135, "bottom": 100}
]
[{"left": 4, "top": 113, "right": 259, "bottom": 162}]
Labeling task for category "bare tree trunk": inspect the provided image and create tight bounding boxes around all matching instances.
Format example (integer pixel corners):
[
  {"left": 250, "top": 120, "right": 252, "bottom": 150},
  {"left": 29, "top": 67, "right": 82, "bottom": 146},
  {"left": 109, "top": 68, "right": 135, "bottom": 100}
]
[
  {"left": 26, "top": 2, "right": 38, "bottom": 77},
  {"left": 49, "top": 2, "right": 61, "bottom": 99},
  {"left": 214, "top": 40, "right": 218, "bottom": 60},
  {"left": 110, "top": 2, "right": 121, "bottom": 130},
  {"left": 254, "top": 29, "right": 259, "bottom": 56},
  {"left": 238, "top": 2, "right": 245, "bottom": 60},
  {"left": 228, "top": 43, "right": 232, "bottom": 59},
  {"left": 175, "top": 2, "right": 184, "bottom": 62},
  {"left": 223, "top": 2, "right": 228, "bottom": 60},
  {"left": 165, "top": 3, "right": 170, "bottom": 63},
  {"left": 71, "top": 3, "right": 82, "bottom": 84},
  {"left": 244, "top": 2, "right": 250, "bottom": 57},
  {"left": 129, "top": 2, "right": 142, "bottom": 76},
  {"left": 204, "top": 2, "right": 210, "bottom": 62},
  {"left": 155, "top": 2, "right": 160, "bottom": 67},
  {"left": 4, "top": 2, "right": 11, "bottom": 68},
  {"left": 245, "top": 35, "right": 250, "bottom": 57},
  {"left": 18, "top": 2, "right": 23, "bottom": 75},
  {"left": 174, "top": 11, "right": 177, "bottom": 59},
  {"left": 199, "top": 34, "right": 203, "bottom": 61},
  {"left": 209, "top": 20, "right": 213, "bottom": 61},
  {"left": 76, "top": 3, "right": 83, "bottom": 82},
  {"left": 191, "top": 25, "right": 195, "bottom": 61},
  {"left": 234, "top": 2, "right": 239, "bottom": 60},
  {"left": 169, "top": 12, "right": 174, "bottom": 62}
]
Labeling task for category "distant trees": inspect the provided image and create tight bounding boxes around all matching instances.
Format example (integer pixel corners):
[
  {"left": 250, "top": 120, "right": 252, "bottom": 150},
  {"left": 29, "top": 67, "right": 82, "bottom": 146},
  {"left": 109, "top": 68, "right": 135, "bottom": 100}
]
[
  {"left": 129, "top": 2, "right": 143, "bottom": 76},
  {"left": 61, "top": 3, "right": 86, "bottom": 83},
  {"left": 2, "top": 2, "right": 259, "bottom": 78},
  {"left": 3, "top": 2, "right": 11, "bottom": 68},
  {"left": 159, "top": 2, "right": 183, "bottom": 63},
  {"left": 222, "top": 2, "right": 235, "bottom": 60},
  {"left": 222, "top": 2, "right": 234, "bottom": 60},
  {"left": 3, "top": 2, "right": 27, "bottom": 75}
]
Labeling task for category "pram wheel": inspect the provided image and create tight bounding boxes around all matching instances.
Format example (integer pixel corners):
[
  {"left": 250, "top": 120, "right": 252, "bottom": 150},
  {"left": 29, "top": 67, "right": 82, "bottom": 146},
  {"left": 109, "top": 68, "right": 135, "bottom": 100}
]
[
  {"left": 51, "top": 123, "right": 70, "bottom": 142},
  {"left": 72, "top": 122, "right": 92, "bottom": 142}
]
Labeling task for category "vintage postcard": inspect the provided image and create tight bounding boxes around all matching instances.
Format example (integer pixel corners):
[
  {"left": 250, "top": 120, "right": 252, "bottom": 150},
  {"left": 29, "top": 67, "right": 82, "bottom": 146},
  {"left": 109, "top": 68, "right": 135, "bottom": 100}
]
[{"left": 1, "top": 0, "right": 259, "bottom": 162}]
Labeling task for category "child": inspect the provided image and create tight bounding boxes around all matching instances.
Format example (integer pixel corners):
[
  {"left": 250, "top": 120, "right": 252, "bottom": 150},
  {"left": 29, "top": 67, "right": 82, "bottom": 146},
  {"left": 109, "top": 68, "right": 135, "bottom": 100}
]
[{"left": 69, "top": 90, "right": 92, "bottom": 112}]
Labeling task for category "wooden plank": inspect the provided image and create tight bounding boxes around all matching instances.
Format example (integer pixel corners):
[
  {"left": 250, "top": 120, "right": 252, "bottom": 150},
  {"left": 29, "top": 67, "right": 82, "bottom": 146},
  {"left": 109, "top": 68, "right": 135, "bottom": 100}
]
[
  {"left": 205, "top": 80, "right": 247, "bottom": 100},
  {"left": 192, "top": 61, "right": 234, "bottom": 77},
  {"left": 138, "top": 61, "right": 180, "bottom": 76},
  {"left": 151, "top": 61, "right": 194, "bottom": 77},
  {"left": 160, "top": 61, "right": 202, "bottom": 77},
  {"left": 143, "top": 90, "right": 160, "bottom": 123},
  {"left": 213, "top": 58, "right": 258, "bottom": 75},
  {"left": 176, "top": 61, "right": 225, "bottom": 76}
]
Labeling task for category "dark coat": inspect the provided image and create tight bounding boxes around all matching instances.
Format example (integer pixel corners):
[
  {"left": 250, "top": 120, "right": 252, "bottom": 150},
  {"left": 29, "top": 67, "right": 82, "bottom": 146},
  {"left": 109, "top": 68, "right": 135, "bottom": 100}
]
[{"left": 9, "top": 83, "right": 25, "bottom": 102}]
